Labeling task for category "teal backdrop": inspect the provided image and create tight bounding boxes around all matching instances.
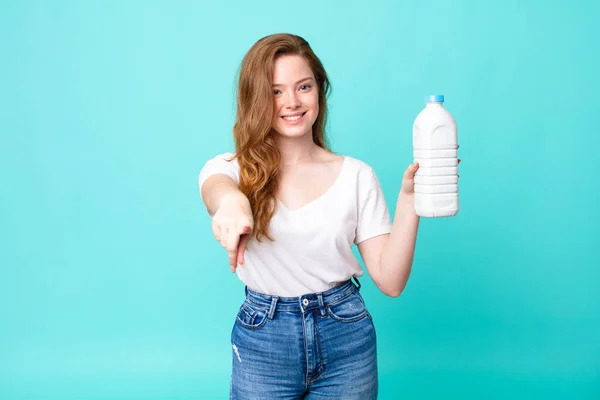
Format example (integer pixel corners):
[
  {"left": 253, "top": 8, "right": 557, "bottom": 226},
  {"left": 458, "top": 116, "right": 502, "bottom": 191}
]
[{"left": 1, "top": 0, "right": 599, "bottom": 399}]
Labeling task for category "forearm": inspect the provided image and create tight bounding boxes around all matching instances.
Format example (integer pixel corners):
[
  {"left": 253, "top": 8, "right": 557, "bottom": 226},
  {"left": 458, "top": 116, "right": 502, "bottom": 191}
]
[
  {"left": 201, "top": 175, "right": 249, "bottom": 216},
  {"left": 378, "top": 193, "right": 420, "bottom": 297}
]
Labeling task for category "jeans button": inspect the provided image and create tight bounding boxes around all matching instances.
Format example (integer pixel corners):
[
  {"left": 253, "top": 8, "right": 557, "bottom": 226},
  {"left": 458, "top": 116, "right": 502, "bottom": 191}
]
[{"left": 302, "top": 299, "right": 309, "bottom": 306}]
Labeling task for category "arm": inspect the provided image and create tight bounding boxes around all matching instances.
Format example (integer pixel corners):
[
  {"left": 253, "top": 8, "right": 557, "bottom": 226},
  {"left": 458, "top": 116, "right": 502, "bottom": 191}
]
[
  {"left": 200, "top": 174, "right": 254, "bottom": 271},
  {"left": 201, "top": 174, "right": 248, "bottom": 216},
  {"left": 358, "top": 192, "right": 419, "bottom": 297},
  {"left": 358, "top": 163, "right": 420, "bottom": 297}
]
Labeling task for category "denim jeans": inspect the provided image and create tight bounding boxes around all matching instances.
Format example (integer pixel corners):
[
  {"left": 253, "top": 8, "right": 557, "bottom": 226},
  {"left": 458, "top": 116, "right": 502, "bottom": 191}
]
[{"left": 230, "top": 279, "right": 378, "bottom": 399}]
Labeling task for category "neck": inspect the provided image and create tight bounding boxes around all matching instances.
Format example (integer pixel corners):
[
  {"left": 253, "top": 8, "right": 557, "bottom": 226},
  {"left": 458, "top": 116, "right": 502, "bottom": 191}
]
[{"left": 276, "top": 131, "right": 321, "bottom": 166}]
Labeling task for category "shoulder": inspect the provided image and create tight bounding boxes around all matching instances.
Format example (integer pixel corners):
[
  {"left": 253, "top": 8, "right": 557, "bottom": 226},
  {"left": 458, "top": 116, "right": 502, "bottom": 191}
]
[
  {"left": 199, "top": 151, "right": 240, "bottom": 186},
  {"left": 206, "top": 151, "right": 238, "bottom": 164},
  {"left": 341, "top": 155, "right": 376, "bottom": 177},
  {"left": 202, "top": 152, "right": 239, "bottom": 171},
  {"left": 339, "top": 155, "right": 388, "bottom": 195}
]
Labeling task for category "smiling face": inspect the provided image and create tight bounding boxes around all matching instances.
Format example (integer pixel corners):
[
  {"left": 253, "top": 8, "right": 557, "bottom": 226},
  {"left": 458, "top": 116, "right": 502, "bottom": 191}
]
[{"left": 271, "top": 55, "right": 319, "bottom": 140}]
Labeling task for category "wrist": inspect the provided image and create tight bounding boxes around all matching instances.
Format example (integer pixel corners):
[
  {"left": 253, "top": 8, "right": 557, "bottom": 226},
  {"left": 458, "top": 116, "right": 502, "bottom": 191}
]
[
  {"left": 397, "top": 191, "right": 414, "bottom": 205},
  {"left": 397, "top": 192, "right": 418, "bottom": 216},
  {"left": 219, "top": 190, "right": 251, "bottom": 211}
]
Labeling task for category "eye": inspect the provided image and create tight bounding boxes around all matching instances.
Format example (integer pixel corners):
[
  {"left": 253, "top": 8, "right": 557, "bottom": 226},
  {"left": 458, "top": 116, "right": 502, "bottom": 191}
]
[
  {"left": 299, "top": 84, "right": 312, "bottom": 91},
  {"left": 273, "top": 89, "right": 281, "bottom": 95}
]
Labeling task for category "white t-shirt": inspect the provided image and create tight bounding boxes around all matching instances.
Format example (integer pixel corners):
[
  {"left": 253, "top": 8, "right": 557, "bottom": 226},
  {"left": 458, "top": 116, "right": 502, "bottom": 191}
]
[{"left": 198, "top": 152, "right": 393, "bottom": 297}]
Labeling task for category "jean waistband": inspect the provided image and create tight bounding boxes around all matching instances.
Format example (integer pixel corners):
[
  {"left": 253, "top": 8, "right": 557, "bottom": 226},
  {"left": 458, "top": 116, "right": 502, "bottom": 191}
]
[{"left": 244, "top": 278, "right": 361, "bottom": 314}]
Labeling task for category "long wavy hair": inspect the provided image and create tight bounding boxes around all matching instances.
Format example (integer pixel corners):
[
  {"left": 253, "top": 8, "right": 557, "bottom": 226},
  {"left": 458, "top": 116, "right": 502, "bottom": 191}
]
[{"left": 231, "top": 33, "right": 332, "bottom": 242}]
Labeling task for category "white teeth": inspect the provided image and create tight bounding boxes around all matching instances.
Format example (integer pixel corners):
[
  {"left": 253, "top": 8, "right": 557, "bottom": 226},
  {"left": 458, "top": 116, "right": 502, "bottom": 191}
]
[{"left": 282, "top": 114, "right": 303, "bottom": 121}]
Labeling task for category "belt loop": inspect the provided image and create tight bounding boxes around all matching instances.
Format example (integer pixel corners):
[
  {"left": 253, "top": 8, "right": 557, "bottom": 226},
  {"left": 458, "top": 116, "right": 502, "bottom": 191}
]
[
  {"left": 267, "top": 296, "right": 279, "bottom": 320},
  {"left": 245, "top": 286, "right": 248, "bottom": 296},
  {"left": 317, "top": 293, "right": 326, "bottom": 317},
  {"left": 352, "top": 276, "right": 361, "bottom": 291}
]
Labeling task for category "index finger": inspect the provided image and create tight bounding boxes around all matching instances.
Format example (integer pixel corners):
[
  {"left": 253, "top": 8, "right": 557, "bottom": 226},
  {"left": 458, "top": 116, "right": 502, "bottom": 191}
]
[{"left": 226, "top": 229, "right": 241, "bottom": 271}]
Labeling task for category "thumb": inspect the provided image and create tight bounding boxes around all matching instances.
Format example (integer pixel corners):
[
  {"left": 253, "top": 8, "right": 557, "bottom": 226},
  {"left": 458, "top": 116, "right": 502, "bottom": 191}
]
[
  {"left": 405, "top": 162, "right": 419, "bottom": 179},
  {"left": 237, "top": 226, "right": 252, "bottom": 266}
]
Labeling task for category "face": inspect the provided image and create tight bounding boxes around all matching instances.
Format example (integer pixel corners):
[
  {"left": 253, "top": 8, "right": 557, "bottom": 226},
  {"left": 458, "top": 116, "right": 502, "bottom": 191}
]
[{"left": 271, "top": 55, "right": 319, "bottom": 139}]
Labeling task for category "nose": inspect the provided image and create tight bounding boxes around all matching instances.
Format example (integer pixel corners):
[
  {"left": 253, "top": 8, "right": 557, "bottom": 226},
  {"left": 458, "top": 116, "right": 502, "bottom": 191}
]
[{"left": 283, "top": 89, "right": 301, "bottom": 109}]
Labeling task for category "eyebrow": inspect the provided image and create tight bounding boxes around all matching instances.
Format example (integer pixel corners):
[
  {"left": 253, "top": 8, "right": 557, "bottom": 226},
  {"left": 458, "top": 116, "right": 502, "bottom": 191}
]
[{"left": 272, "top": 77, "right": 314, "bottom": 87}]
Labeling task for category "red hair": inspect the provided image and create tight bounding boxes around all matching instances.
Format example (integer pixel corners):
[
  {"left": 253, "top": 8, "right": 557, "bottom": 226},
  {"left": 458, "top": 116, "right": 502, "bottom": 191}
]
[{"left": 231, "top": 33, "right": 332, "bottom": 241}]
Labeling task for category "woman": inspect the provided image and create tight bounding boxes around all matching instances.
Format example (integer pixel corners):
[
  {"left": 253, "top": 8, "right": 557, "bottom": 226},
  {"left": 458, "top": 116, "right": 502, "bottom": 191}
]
[{"left": 199, "top": 33, "right": 420, "bottom": 399}]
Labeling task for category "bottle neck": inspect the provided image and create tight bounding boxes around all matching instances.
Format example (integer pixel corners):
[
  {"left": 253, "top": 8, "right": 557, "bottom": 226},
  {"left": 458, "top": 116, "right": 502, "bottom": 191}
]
[{"left": 426, "top": 102, "right": 444, "bottom": 107}]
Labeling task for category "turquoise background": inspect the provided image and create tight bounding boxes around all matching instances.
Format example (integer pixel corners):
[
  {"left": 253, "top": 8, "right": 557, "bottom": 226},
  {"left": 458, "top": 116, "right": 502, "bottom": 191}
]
[{"left": 1, "top": 0, "right": 599, "bottom": 399}]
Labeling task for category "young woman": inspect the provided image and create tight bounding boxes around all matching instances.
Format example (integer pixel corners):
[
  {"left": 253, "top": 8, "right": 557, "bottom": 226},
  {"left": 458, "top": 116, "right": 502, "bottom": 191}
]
[{"left": 199, "top": 33, "right": 421, "bottom": 399}]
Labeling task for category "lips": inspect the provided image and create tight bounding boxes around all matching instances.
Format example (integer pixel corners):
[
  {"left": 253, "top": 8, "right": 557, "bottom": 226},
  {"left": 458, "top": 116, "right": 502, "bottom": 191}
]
[{"left": 281, "top": 112, "right": 307, "bottom": 122}]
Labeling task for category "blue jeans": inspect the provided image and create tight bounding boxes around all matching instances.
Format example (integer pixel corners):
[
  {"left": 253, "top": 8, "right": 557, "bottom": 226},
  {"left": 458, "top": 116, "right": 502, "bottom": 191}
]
[{"left": 230, "top": 279, "right": 378, "bottom": 399}]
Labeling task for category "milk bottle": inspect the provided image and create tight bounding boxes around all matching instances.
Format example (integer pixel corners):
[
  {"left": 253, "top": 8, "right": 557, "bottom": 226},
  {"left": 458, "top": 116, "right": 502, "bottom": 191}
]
[{"left": 412, "top": 95, "right": 459, "bottom": 217}]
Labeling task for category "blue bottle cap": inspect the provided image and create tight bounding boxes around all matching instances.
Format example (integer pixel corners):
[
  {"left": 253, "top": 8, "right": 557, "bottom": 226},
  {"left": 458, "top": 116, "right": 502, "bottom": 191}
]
[{"left": 425, "top": 95, "right": 444, "bottom": 103}]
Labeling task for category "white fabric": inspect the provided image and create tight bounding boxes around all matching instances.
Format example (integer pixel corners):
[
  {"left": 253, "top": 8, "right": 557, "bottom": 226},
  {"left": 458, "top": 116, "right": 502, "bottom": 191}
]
[{"left": 198, "top": 152, "right": 393, "bottom": 297}]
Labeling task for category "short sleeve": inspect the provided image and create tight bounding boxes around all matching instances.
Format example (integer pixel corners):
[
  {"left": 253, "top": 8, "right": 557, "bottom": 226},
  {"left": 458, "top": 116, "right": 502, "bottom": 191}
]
[
  {"left": 354, "top": 168, "right": 392, "bottom": 244},
  {"left": 198, "top": 152, "right": 240, "bottom": 192}
]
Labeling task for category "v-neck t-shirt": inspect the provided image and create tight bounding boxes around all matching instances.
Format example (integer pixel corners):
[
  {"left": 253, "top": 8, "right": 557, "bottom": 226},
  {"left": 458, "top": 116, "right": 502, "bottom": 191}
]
[{"left": 198, "top": 152, "right": 393, "bottom": 297}]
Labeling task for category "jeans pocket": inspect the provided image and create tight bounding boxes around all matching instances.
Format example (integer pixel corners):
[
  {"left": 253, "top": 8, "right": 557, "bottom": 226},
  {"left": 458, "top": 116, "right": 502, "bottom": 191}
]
[
  {"left": 235, "top": 300, "right": 269, "bottom": 330},
  {"left": 326, "top": 292, "right": 370, "bottom": 323}
]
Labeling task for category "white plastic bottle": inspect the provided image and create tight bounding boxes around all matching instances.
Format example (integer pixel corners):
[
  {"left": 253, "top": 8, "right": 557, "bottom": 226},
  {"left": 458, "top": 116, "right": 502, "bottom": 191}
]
[{"left": 412, "top": 95, "right": 459, "bottom": 217}]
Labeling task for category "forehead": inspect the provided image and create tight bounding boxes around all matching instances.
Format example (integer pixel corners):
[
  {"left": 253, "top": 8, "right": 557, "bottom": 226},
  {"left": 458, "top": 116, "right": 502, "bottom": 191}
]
[{"left": 272, "top": 55, "right": 314, "bottom": 84}]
